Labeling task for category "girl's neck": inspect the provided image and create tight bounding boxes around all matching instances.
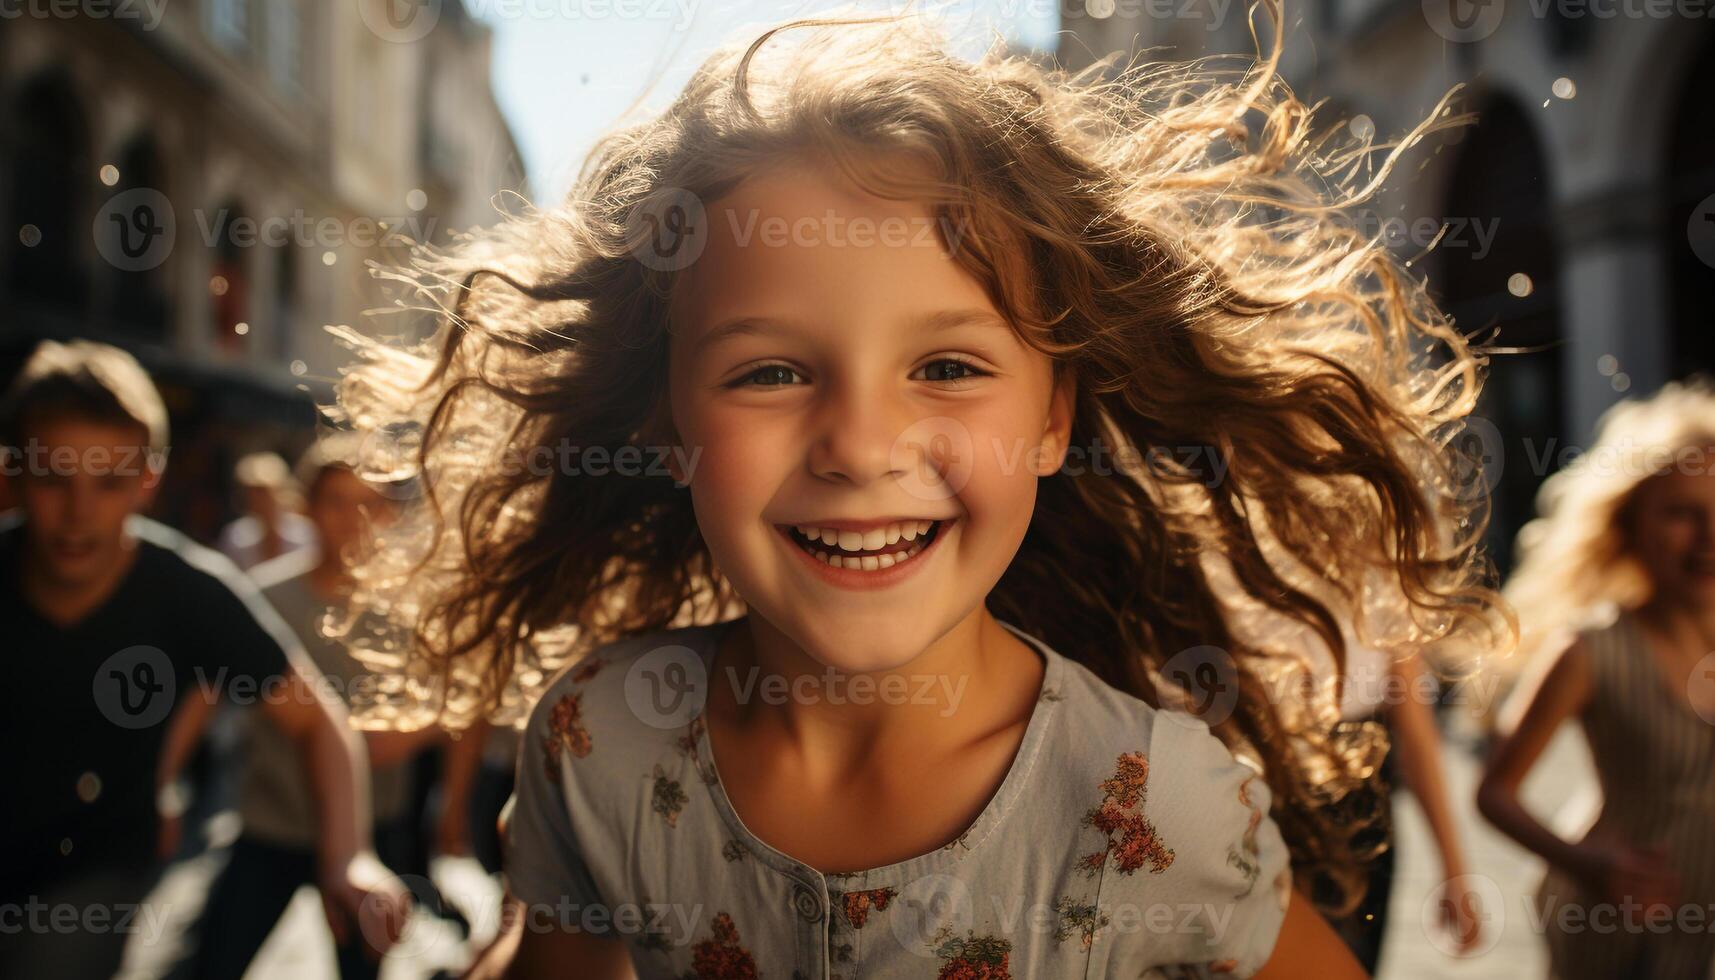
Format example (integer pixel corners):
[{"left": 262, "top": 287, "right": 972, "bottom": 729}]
[
  {"left": 710, "top": 607, "right": 1043, "bottom": 781},
  {"left": 1635, "top": 595, "right": 1715, "bottom": 652}
]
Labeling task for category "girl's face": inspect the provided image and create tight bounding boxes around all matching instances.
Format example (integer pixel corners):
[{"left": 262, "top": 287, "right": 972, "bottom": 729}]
[
  {"left": 1628, "top": 461, "right": 1715, "bottom": 608},
  {"left": 667, "top": 160, "right": 1073, "bottom": 673}
]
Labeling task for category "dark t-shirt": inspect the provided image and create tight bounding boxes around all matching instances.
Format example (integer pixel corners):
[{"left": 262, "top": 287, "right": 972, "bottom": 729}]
[{"left": 0, "top": 513, "right": 296, "bottom": 897}]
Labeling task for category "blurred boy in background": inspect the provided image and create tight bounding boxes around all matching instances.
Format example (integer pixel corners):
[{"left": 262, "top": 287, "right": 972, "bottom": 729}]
[{"left": 0, "top": 340, "right": 408, "bottom": 979}]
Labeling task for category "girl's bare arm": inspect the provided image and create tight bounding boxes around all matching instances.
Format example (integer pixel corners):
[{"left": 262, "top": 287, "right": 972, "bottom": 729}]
[
  {"left": 1387, "top": 652, "right": 1468, "bottom": 880},
  {"left": 1474, "top": 636, "right": 1594, "bottom": 877},
  {"left": 1253, "top": 885, "right": 1369, "bottom": 979}
]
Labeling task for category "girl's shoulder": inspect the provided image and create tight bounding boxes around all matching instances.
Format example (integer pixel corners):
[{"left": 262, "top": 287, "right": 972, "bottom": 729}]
[
  {"left": 519, "top": 620, "right": 731, "bottom": 787},
  {"left": 1048, "top": 652, "right": 1273, "bottom": 816},
  {"left": 1037, "top": 653, "right": 1293, "bottom": 977}
]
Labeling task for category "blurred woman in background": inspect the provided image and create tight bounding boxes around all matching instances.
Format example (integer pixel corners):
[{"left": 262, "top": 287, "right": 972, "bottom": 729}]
[{"left": 1478, "top": 379, "right": 1715, "bottom": 979}]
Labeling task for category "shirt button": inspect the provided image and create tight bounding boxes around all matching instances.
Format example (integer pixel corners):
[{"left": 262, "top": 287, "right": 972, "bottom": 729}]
[{"left": 791, "top": 881, "right": 824, "bottom": 923}]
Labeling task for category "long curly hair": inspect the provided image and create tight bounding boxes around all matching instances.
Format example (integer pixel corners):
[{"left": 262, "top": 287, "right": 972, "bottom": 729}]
[
  {"left": 327, "top": 3, "right": 1511, "bottom": 915},
  {"left": 1504, "top": 379, "right": 1715, "bottom": 666}
]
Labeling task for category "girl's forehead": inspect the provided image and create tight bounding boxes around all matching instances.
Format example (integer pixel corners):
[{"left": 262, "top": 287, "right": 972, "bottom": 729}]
[{"left": 668, "top": 167, "right": 994, "bottom": 348}]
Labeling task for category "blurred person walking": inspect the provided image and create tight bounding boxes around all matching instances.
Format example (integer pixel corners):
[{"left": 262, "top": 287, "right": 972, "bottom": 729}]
[
  {"left": 1330, "top": 641, "right": 1486, "bottom": 970},
  {"left": 1478, "top": 380, "right": 1715, "bottom": 979},
  {"left": 0, "top": 340, "right": 408, "bottom": 980},
  {"left": 216, "top": 451, "right": 317, "bottom": 571},
  {"left": 176, "top": 438, "right": 474, "bottom": 979}
]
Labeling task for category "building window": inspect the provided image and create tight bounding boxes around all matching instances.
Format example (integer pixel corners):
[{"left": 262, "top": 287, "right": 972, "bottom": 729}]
[
  {"left": 206, "top": 0, "right": 252, "bottom": 53},
  {"left": 6, "top": 71, "right": 90, "bottom": 314},
  {"left": 211, "top": 200, "right": 251, "bottom": 354},
  {"left": 265, "top": 0, "right": 303, "bottom": 95}
]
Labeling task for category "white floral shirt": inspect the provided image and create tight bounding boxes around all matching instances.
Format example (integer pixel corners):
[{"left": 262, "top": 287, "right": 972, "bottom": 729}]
[{"left": 505, "top": 616, "right": 1293, "bottom": 979}]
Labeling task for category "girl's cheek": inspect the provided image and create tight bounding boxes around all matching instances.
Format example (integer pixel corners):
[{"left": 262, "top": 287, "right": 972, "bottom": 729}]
[
  {"left": 961, "top": 415, "right": 1051, "bottom": 523},
  {"left": 682, "top": 408, "right": 788, "bottom": 501}
]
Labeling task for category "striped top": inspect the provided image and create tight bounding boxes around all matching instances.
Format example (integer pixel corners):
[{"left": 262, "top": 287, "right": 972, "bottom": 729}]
[{"left": 1533, "top": 611, "right": 1715, "bottom": 980}]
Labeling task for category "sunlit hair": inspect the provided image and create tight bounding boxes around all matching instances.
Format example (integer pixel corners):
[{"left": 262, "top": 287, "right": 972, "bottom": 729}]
[
  {"left": 1505, "top": 379, "right": 1715, "bottom": 666},
  {"left": 328, "top": 2, "right": 1511, "bottom": 913},
  {"left": 1, "top": 339, "right": 169, "bottom": 454}
]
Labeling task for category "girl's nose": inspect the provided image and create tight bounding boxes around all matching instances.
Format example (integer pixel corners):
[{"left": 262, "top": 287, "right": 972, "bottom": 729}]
[{"left": 805, "top": 379, "right": 912, "bottom": 487}]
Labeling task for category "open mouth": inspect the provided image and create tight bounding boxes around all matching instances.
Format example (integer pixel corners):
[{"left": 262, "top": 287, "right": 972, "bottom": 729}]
[{"left": 777, "top": 519, "right": 950, "bottom": 572}]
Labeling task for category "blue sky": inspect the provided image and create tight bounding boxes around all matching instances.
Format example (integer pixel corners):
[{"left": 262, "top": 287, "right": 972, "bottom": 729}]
[{"left": 472, "top": 1, "right": 1062, "bottom": 202}]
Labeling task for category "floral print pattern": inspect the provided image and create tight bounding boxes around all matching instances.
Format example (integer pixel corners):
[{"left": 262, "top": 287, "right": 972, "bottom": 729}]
[
  {"left": 833, "top": 886, "right": 896, "bottom": 929},
  {"left": 570, "top": 657, "right": 606, "bottom": 684},
  {"left": 1052, "top": 895, "right": 1109, "bottom": 950},
  {"left": 678, "top": 713, "right": 720, "bottom": 786},
  {"left": 651, "top": 763, "right": 689, "bottom": 828},
  {"left": 928, "top": 927, "right": 1013, "bottom": 980},
  {"left": 1081, "top": 751, "right": 1176, "bottom": 876},
  {"left": 542, "top": 691, "right": 592, "bottom": 784},
  {"left": 1226, "top": 774, "right": 1263, "bottom": 899},
  {"left": 685, "top": 911, "right": 758, "bottom": 980}
]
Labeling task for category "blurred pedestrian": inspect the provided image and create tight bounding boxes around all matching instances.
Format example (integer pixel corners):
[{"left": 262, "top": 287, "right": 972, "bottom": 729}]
[
  {"left": 0, "top": 340, "right": 409, "bottom": 980},
  {"left": 217, "top": 451, "right": 317, "bottom": 571},
  {"left": 1330, "top": 641, "right": 1485, "bottom": 969},
  {"left": 177, "top": 437, "right": 469, "bottom": 979},
  {"left": 1478, "top": 379, "right": 1715, "bottom": 979}
]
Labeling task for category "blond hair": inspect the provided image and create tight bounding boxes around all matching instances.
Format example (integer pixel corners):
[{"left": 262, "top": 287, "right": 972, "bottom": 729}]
[{"left": 1505, "top": 379, "right": 1715, "bottom": 666}]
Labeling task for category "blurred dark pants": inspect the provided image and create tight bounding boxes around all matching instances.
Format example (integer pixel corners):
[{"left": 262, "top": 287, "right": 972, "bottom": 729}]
[
  {"left": 0, "top": 861, "right": 162, "bottom": 980},
  {"left": 184, "top": 833, "right": 384, "bottom": 980},
  {"left": 470, "top": 760, "right": 515, "bottom": 876},
  {"left": 1332, "top": 742, "right": 1398, "bottom": 974}
]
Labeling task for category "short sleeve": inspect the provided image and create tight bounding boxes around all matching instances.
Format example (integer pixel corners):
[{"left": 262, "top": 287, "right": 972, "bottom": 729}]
[
  {"left": 179, "top": 552, "right": 296, "bottom": 696},
  {"left": 1149, "top": 709, "right": 1293, "bottom": 978},
  {"left": 504, "top": 690, "right": 613, "bottom": 933}
]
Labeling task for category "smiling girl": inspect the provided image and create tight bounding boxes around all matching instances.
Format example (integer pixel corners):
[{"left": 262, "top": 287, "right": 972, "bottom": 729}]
[{"left": 330, "top": 7, "right": 1506, "bottom": 977}]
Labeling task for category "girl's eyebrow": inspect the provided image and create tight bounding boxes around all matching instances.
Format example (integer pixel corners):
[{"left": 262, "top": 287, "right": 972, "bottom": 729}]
[{"left": 694, "top": 308, "right": 1008, "bottom": 356}]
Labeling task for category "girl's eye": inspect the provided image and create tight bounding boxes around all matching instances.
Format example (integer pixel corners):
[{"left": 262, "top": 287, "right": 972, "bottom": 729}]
[
  {"left": 914, "top": 358, "right": 989, "bottom": 384},
  {"left": 730, "top": 364, "right": 804, "bottom": 388}
]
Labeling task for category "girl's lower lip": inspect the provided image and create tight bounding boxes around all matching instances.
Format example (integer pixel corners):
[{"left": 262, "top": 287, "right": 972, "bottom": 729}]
[{"left": 773, "top": 520, "right": 954, "bottom": 592}]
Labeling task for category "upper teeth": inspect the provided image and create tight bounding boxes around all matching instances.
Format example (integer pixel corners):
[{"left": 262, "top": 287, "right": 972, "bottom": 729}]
[{"left": 793, "top": 520, "right": 936, "bottom": 552}]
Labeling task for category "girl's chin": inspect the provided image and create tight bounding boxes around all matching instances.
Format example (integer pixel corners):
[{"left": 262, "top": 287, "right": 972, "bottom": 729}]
[{"left": 773, "top": 618, "right": 948, "bottom": 673}]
